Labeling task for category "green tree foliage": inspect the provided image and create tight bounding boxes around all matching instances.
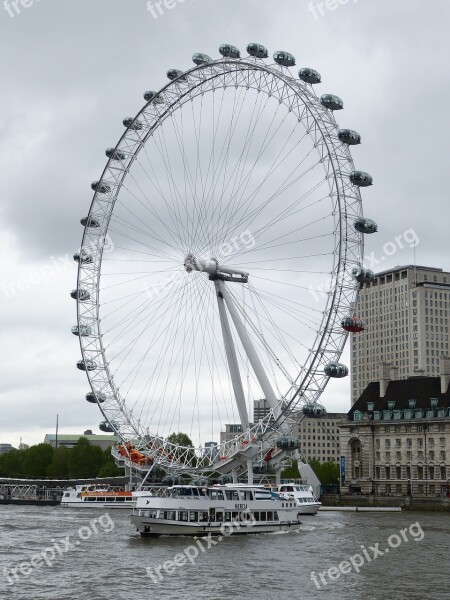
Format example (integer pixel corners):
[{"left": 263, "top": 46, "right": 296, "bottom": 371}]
[
  {"left": 281, "top": 459, "right": 300, "bottom": 479},
  {"left": 0, "top": 449, "right": 24, "bottom": 477},
  {"left": 21, "top": 444, "right": 54, "bottom": 478},
  {"left": 67, "top": 437, "right": 104, "bottom": 478},
  {"left": 166, "top": 432, "right": 194, "bottom": 447},
  {"left": 47, "top": 446, "right": 69, "bottom": 479},
  {"left": 97, "top": 447, "right": 124, "bottom": 477},
  {"left": 0, "top": 439, "right": 124, "bottom": 479},
  {"left": 307, "top": 460, "right": 340, "bottom": 485}
]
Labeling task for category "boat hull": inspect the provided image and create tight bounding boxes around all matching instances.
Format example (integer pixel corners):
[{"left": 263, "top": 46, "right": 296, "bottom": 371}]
[{"left": 130, "top": 516, "right": 301, "bottom": 537}]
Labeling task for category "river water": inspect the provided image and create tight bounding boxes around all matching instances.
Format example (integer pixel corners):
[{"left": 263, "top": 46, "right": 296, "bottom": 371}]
[{"left": 0, "top": 506, "right": 448, "bottom": 600}]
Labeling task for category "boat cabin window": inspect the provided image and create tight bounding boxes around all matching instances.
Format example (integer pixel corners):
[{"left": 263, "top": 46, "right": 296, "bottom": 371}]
[
  {"left": 199, "top": 511, "right": 208, "bottom": 522},
  {"left": 209, "top": 490, "right": 225, "bottom": 500},
  {"left": 224, "top": 490, "right": 239, "bottom": 501},
  {"left": 178, "top": 511, "right": 189, "bottom": 522}
]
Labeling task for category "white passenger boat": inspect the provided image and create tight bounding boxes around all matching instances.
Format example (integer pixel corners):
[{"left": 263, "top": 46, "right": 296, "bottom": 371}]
[
  {"left": 275, "top": 483, "right": 321, "bottom": 515},
  {"left": 61, "top": 485, "right": 149, "bottom": 509},
  {"left": 130, "top": 484, "right": 302, "bottom": 537}
]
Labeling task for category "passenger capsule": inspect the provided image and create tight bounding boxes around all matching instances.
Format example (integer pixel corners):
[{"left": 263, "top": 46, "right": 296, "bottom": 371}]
[
  {"left": 70, "top": 288, "right": 90, "bottom": 301},
  {"left": 302, "top": 403, "right": 326, "bottom": 417},
  {"left": 91, "top": 181, "right": 111, "bottom": 194},
  {"left": 105, "top": 148, "right": 126, "bottom": 161},
  {"left": 276, "top": 436, "right": 300, "bottom": 451},
  {"left": 320, "top": 94, "right": 344, "bottom": 111},
  {"left": 341, "top": 316, "right": 365, "bottom": 333},
  {"left": 298, "top": 68, "right": 321, "bottom": 84},
  {"left": 192, "top": 53, "right": 212, "bottom": 65},
  {"left": 247, "top": 43, "right": 268, "bottom": 58},
  {"left": 273, "top": 51, "right": 296, "bottom": 67},
  {"left": 99, "top": 420, "right": 116, "bottom": 433},
  {"left": 218, "top": 474, "right": 233, "bottom": 484},
  {"left": 167, "top": 69, "right": 186, "bottom": 81},
  {"left": 86, "top": 391, "right": 106, "bottom": 404},
  {"left": 71, "top": 324, "right": 92, "bottom": 337},
  {"left": 349, "top": 170, "right": 373, "bottom": 187},
  {"left": 352, "top": 267, "right": 375, "bottom": 284},
  {"left": 354, "top": 217, "right": 378, "bottom": 234},
  {"left": 219, "top": 44, "right": 241, "bottom": 58},
  {"left": 143, "top": 90, "right": 164, "bottom": 103},
  {"left": 338, "top": 129, "right": 361, "bottom": 145},
  {"left": 73, "top": 250, "right": 93, "bottom": 265},
  {"left": 123, "top": 117, "right": 143, "bottom": 130},
  {"left": 324, "top": 362, "right": 349, "bottom": 378},
  {"left": 80, "top": 216, "right": 100, "bottom": 228},
  {"left": 162, "top": 474, "right": 182, "bottom": 485},
  {"left": 77, "top": 359, "right": 97, "bottom": 371}
]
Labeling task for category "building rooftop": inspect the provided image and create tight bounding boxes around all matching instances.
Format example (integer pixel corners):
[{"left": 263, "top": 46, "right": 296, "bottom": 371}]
[
  {"left": 349, "top": 376, "right": 450, "bottom": 419},
  {"left": 374, "top": 265, "right": 443, "bottom": 277}
]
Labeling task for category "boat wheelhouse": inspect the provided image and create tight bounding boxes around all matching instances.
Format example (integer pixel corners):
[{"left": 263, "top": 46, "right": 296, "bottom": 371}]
[
  {"left": 275, "top": 483, "right": 322, "bottom": 515},
  {"left": 131, "top": 484, "right": 301, "bottom": 537}
]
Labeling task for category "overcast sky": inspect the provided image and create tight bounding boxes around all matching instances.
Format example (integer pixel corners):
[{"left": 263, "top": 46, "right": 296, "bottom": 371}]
[{"left": 1, "top": 0, "right": 449, "bottom": 448}]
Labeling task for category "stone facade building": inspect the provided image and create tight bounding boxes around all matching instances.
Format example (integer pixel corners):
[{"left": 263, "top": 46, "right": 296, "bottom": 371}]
[
  {"left": 297, "top": 413, "right": 346, "bottom": 465},
  {"left": 340, "top": 358, "right": 450, "bottom": 496}
]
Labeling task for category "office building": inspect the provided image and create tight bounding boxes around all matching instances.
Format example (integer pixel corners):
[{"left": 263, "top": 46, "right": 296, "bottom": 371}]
[{"left": 351, "top": 265, "right": 450, "bottom": 404}]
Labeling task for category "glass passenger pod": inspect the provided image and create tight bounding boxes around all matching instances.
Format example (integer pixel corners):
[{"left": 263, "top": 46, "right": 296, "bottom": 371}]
[
  {"left": 91, "top": 181, "right": 111, "bottom": 194},
  {"left": 338, "top": 129, "right": 361, "bottom": 145},
  {"left": 122, "top": 117, "right": 143, "bottom": 131},
  {"left": 247, "top": 43, "right": 268, "bottom": 58},
  {"left": 354, "top": 217, "right": 378, "bottom": 234},
  {"left": 276, "top": 436, "right": 300, "bottom": 451},
  {"left": 349, "top": 170, "right": 373, "bottom": 187},
  {"left": 298, "top": 68, "right": 321, "bottom": 84},
  {"left": 86, "top": 391, "right": 106, "bottom": 404},
  {"left": 192, "top": 53, "right": 212, "bottom": 65},
  {"left": 273, "top": 51, "right": 296, "bottom": 67},
  {"left": 80, "top": 216, "right": 100, "bottom": 228},
  {"left": 219, "top": 44, "right": 241, "bottom": 59},
  {"left": 105, "top": 148, "right": 126, "bottom": 161},
  {"left": 143, "top": 90, "right": 164, "bottom": 103},
  {"left": 99, "top": 421, "right": 115, "bottom": 433},
  {"left": 71, "top": 324, "right": 92, "bottom": 337},
  {"left": 167, "top": 69, "right": 186, "bottom": 81},
  {"left": 341, "top": 316, "right": 365, "bottom": 333},
  {"left": 70, "top": 288, "right": 90, "bottom": 301},
  {"left": 73, "top": 250, "right": 93, "bottom": 265},
  {"left": 324, "top": 362, "right": 349, "bottom": 378},
  {"left": 320, "top": 94, "right": 344, "bottom": 111},
  {"left": 77, "top": 359, "right": 97, "bottom": 372},
  {"left": 302, "top": 403, "right": 326, "bottom": 417},
  {"left": 351, "top": 267, "right": 375, "bottom": 283}
]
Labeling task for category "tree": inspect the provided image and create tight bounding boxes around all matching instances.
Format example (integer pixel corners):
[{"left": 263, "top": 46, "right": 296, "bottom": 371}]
[
  {"left": 97, "top": 447, "right": 124, "bottom": 477},
  {"left": 307, "top": 460, "right": 340, "bottom": 485},
  {"left": 0, "top": 449, "right": 24, "bottom": 477},
  {"left": 67, "top": 437, "right": 103, "bottom": 478},
  {"left": 21, "top": 444, "right": 54, "bottom": 478},
  {"left": 167, "top": 432, "right": 194, "bottom": 447},
  {"left": 47, "top": 446, "right": 69, "bottom": 479},
  {"left": 281, "top": 459, "right": 300, "bottom": 480}
]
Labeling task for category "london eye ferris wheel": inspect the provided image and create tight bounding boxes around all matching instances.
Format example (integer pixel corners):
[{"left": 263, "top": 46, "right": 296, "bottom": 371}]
[{"left": 72, "top": 42, "right": 377, "bottom": 476}]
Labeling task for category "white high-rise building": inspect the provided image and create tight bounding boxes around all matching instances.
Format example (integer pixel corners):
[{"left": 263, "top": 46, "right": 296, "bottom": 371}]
[{"left": 351, "top": 265, "right": 450, "bottom": 404}]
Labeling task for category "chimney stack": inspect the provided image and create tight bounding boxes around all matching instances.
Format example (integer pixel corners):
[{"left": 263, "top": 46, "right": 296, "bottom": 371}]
[
  {"left": 440, "top": 356, "right": 450, "bottom": 393},
  {"left": 379, "top": 362, "right": 391, "bottom": 398}
]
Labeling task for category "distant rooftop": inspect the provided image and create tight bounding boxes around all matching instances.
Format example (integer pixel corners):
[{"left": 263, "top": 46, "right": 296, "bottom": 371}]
[{"left": 375, "top": 265, "right": 443, "bottom": 277}]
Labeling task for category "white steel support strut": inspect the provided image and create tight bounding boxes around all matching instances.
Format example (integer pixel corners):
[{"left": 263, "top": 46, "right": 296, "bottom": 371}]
[
  {"left": 216, "top": 281, "right": 280, "bottom": 415},
  {"left": 214, "top": 281, "right": 249, "bottom": 430}
]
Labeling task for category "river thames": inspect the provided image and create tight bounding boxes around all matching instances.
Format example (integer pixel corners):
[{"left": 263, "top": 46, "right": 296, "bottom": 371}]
[{"left": 0, "top": 506, "right": 448, "bottom": 599}]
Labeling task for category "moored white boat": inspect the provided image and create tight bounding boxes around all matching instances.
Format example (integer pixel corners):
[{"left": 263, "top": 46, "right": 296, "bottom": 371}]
[
  {"left": 130, "top": 484, "right": 302, "bottom": 537},
  {"left": 61, "top": 485, "right": 149, "bottom": 509},
  {"left": 274, "top": 483, "right": 321, "bottom": 515}
]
